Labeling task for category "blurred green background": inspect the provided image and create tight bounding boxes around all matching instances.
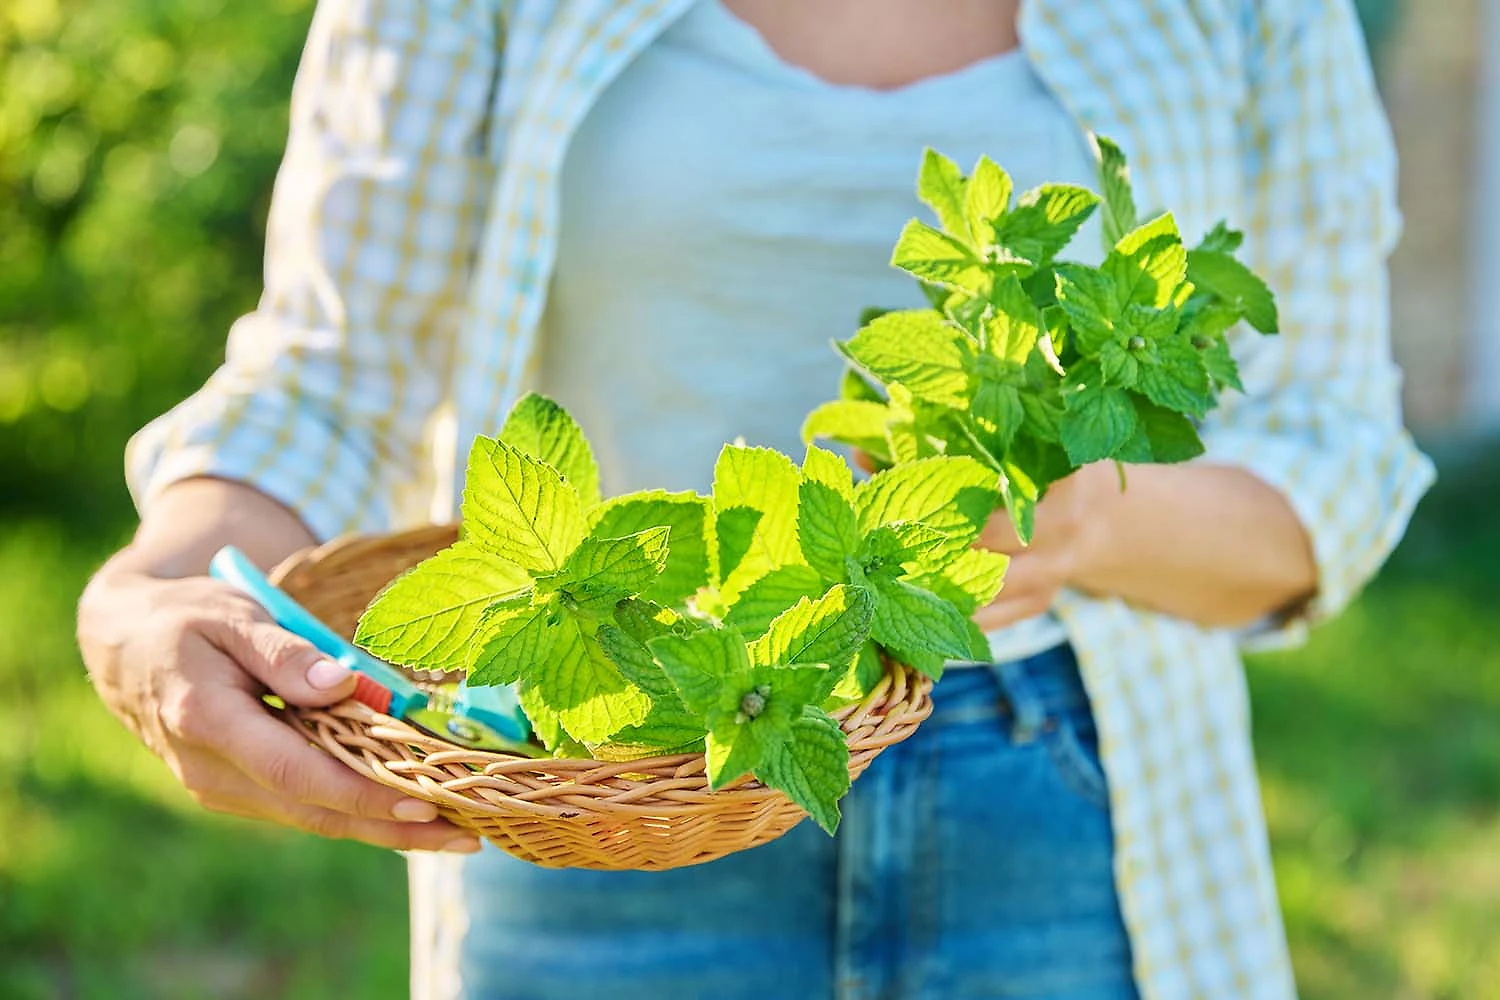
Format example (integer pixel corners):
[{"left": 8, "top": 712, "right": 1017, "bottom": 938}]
[{"left": 2, "top": 0, "right": 1496, "bottom": 997}]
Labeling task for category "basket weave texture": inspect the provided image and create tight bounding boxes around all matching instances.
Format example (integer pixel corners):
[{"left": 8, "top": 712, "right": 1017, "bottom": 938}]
[{"left": 270, "top": 526, "right": 934, "bottom": 871}]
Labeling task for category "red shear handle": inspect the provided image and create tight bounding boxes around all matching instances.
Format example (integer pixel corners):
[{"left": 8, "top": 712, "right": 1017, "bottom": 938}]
[{"left": 350, "top": 673, "right": 393, "bottom": 715}]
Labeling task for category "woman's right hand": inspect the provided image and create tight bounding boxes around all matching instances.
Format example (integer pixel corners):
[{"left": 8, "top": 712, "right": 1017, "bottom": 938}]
[{"left": 76, "top": 478, "right": 481, "bottom": 854}]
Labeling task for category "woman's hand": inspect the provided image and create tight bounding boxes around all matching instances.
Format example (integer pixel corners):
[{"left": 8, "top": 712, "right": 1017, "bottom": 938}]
[
  {"left": 972, "top": 463, "right": 1115, "bottom": 632},
  {"left": 972, "top": 460, "right": 1318, "bottom": 630},
  {"left": 77, "top": 479, "right": 480, "bottom": 854}
]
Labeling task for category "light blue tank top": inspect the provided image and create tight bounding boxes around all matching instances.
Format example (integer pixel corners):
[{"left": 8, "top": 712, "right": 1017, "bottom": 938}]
[{"left": 539, "top": 0, "right": 1098, "bottom": 662}]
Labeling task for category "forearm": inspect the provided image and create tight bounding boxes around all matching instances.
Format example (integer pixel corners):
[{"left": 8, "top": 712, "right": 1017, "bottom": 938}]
[
  {"left": 1071, "top": 461, "right": 1317, "bottom": 628},
  {"left": 102, "top": 478, "right": 317, "bottom": 583}
]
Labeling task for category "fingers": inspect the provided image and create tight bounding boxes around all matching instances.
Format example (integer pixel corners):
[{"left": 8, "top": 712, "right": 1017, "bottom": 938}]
[
  {"left": 202, "top": 608, "right": 359, "bottom": 709},
  {"left": 181, "top": 752, "right": 479, "bottom": 853},
  {"left": 185, "top": 682, "right": 448, "bottom": 825}
]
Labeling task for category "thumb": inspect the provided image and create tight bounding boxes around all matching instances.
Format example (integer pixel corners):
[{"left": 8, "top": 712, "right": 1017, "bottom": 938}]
[{"left": 210, "top": 613, "right": 360, "bottom": 709}]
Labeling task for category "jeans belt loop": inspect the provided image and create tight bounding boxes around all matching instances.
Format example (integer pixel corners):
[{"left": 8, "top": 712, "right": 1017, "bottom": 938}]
[{"left": 989, "top": 658, "right": 1047, "bottom": 746}]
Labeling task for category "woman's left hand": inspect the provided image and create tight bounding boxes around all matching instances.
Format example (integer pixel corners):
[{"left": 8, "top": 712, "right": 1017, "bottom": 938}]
[{"left": 972, "top": 463, "right": 1115, "bottom": 632}]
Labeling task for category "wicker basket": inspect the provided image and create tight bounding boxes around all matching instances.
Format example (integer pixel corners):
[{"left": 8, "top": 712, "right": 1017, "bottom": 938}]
[{"left": 268, "top": 525, "right": 935, "bottom": 871}]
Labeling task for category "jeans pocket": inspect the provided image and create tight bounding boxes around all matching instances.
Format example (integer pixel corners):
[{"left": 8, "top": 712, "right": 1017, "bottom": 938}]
[{"left": 1042, "top": 708, "right": 1111, "bottom": 811}]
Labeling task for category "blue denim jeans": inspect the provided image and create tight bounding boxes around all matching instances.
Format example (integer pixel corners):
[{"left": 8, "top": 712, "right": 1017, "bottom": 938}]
[{"left": 457, "top": 645, "right": 1138, "bottom": 999}]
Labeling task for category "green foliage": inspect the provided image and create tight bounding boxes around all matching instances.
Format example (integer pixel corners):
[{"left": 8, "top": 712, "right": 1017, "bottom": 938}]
[
  {"left": 356, "top": 393, "right": 1002, "bottom": 828},
  {"left": 1, "top": 0, "right": 316, "bottom": 519},
  {"left": 807, "top": 142, "right": 1279, "bottom": 543},
  {"left": 354, "top": 143, "right": 1280, "bottom": 831}
]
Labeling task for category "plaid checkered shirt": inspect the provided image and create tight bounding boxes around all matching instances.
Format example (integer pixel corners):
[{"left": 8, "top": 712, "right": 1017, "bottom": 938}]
[{"left": 127, "top": 1, "right": 1436, "bottom": 996}]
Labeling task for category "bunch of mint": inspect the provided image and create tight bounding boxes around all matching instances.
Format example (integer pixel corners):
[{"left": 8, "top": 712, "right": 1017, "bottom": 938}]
[
  {"left": 804, "top": 138, "right": 1278, "bottom": 542},
  {"left": 355, "top": 395, "right": 1005, "bottom": 832},
  {"left": 352, "top": 137, "right": 1279, "bottom": 834}
]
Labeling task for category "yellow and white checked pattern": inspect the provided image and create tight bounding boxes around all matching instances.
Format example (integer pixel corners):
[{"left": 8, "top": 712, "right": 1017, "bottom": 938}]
[{"left": 127, "top": 1, "right": 1435, "bottom": 997}]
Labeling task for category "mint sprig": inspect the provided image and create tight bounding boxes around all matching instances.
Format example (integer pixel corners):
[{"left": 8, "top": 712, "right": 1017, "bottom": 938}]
[{"left": 806, "top": 140, "right": 1277, "bottom": 544}]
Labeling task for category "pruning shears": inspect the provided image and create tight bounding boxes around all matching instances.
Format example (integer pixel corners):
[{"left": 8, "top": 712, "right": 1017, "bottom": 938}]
[{"left": 209, "top": 545, "right": 543, "bottom": 757}]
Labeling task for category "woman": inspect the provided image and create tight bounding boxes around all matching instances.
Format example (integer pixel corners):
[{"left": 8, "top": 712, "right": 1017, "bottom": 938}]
[{"left": 77, "top": 1, "right": 1434, "bottom": 997}]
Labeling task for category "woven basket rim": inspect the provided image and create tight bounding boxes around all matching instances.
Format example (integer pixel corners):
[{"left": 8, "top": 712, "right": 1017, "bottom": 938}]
[{"left": 290, "top": 656, "right": 930, "bottom": 820}]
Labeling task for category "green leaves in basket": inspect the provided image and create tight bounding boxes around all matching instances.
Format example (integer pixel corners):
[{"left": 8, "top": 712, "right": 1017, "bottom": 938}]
[
  {"left": 648, "top": 584, "right": 873, "bottom": 832},
  {"left": 806, "top": 138, "right": 1279, "bottom": 545},
  {"left": 356, "top": 393, "right": 713, "bottom": 750},
  {"left": 719, "top": 445, "right": 1005, "bottom": 690},
  {"left": 354, "top": 542, "right": 530, "bottom": 674}
]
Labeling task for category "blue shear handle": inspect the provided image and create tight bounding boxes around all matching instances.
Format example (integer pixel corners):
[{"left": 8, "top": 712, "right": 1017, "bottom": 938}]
[
  {"left": 456, "top": 679, "right": 532, "bottom": 744},
  {"left": 209, "top": 546, "right": 427, "bottom": 718}
]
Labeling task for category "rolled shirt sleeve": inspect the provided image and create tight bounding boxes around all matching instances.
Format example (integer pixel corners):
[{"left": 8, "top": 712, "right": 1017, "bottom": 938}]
[
  {"left": 127, "top": 0, "right": 502, "bottom": 541},
  {"left": 1201, "top": 0, "right": 1436, "bottom": 648}
]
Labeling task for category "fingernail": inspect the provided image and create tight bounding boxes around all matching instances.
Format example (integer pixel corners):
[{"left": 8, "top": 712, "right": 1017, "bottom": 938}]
[
  {"left": 306, "top": 657, "right": 353, "bottom": 690},
  {"left": 392, "top": 798, "right": 438, "bottom": 823},
  {"left": 444, "top": 836, "right": 483, "bottom": 854}
]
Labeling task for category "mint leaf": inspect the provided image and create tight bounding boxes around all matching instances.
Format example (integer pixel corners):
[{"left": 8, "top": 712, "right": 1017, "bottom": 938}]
[
  {"left": 517, "top": 613, "right": 652, "bottom": 743},
  {"left": 650, "top": 627, "right": 753, "bottom": 717},
  {"left": 868, "top": 574, "right": 977, "bottom": 679},
  {"left": 840, "top": 367, "right": 887, "bottom": 404},
  {"left": 998, "top": 454, "right": 1041, "bottom": 544},
  {"left": 1105, "top": 213, "right": 1188, "bottom": 310},
  {"left": 963, "top": 154, "right": 1013, "bottom": 245},
  {"left": 801, "top": 399, "right": 892, "bottom": 464},
  {"left": 986, "top": 274, "right": 1042, "bottom": 364},
  {"left": 712, "top": 446, "right": 805, "bottom": 603},
  {"left": 1137, "top": 337, "right": 1212, "bottom": 416},
  {"left": 908, "top": 546, "right": 1008, "bottom": 615},
  {"left": 996, "top": 184, "right": 1100, "bottom": 267},
  {"left": 853, "top": 455, "right": 998, "bottom": 543},
  {"left": 1195, "top": 220, "right": 1243, "bottom": 255},
  {"left": 589, "top": 490, "right": 710, "bottom": 606},
  {"left": 917, "top": 148, "right": 972, "bottom": 244},
  {"left": 1200, "top": 337, "right": 1243, "bottom": 393},
  {"left": 840, "top": 310, "right": 974, "bottom": 411},
  {"left": 1187, "top": 249, "right": 1279, "bottom": 333},
  {"left": 498, "top": 392, "right": 602, "bottom": 508},
  {"left": 1098, "top": 339, "right": 1140, "bottom": 388},
  {"left": 712, "top": 506, "right": 762, "bottom": 589},
  {"left": 543, "top": 527, "right": 669, "bottom": 609},
  {"left": 1092, "top": 134, "right": 1138, "bottom": 248},
  {"left": 1135, "top": 399, "right": 1206, "bottom": 463},
  {"left": 1181, "top": 300, "right": 1243, "bottom": 340},
  {"left": 757, "top": 708, "right": 851, "bottom": 834},
  {"left": 882, "top": 384, "right": 946, "bottom": 465},
  {"left": 462, "top": 436, "right": 585, "bottom": 574},
  {"left": 971, "top": 379, "right": 1025, "bottom": 456},
  {"left": 802, "top": 444, "right": 854, "bottom": 497},
  {"left": 705, "top": 716, "right": 777, "bottom": 789},
  {"left": 1060, "top": 385, "right": 1138, "bottom": 465},
  {"left": 748, "top": 584, "right": 874, "bottom": 676},
  {"left": 1054, "top": 264, "right": 1119, "bottom": 355},
  {"left": 798, "top": 447, "right": 857, "bottom": 575},
  {"left": 468, "top": 599, "right": 554, "bottom": 687},
  {"left": 831, "top": 641, "right": 888, "bottom": 701},
  {"left": 722, "top": 564, "right": 828, "bottom": 638},
  {"left": 516, "top": 681, "right": 566, "bottom": 752},
  {"left": 798, "top": 480, "right": 860, "bottom": 581},
  {"left": 858, "top": 521, "right": 952, "bottom": 576},
  {"left": 890, "top": 219, "right": 987, "bottom": 292},
  {"left": 594, "top": 613, "right": 706, "bottom": 755},
  {"left": 355, "top": 540, "right": 530, "bottom": 673},
  {"left": 754, "top": 663, "right": 839, "bottom": 715}
]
